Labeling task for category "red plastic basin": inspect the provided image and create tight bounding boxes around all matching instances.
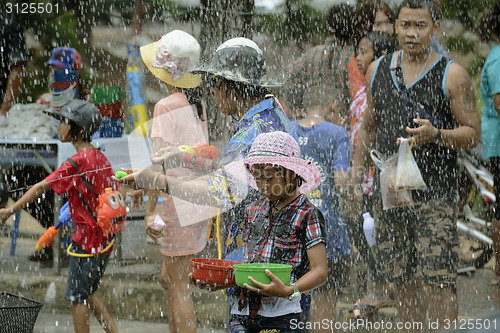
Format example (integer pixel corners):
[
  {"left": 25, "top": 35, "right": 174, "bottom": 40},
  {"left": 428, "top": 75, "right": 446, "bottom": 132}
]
[{"left": 190, "top": 258, "right": 241, "bottom": 287}]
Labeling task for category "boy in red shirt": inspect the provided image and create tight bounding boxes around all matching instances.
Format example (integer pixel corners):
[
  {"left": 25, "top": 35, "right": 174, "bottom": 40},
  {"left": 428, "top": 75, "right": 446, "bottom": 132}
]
[{"left": 0, "top": 100, "right": 125, "bottom": 333}]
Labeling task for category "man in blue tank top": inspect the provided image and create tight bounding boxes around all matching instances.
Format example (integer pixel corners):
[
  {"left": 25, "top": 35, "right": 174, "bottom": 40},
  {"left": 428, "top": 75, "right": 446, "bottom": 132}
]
[{"left": 350, "top": 0, "right": 480, "bottom": 331}]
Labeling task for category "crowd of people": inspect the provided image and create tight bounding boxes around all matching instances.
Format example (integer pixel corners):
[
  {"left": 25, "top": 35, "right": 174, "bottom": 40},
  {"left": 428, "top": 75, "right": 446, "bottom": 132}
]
[{"left": 1, "top": 0, "right": 499, "bottom": 332}]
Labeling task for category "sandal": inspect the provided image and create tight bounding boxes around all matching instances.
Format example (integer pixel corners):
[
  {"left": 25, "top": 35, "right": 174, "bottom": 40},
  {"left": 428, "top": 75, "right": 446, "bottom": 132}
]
[
  {"left": 490, "top": 274, "right": 500, "bottom": 286},
  {"left": 343, "top": 300, "right": 394, "bottom": 319}
]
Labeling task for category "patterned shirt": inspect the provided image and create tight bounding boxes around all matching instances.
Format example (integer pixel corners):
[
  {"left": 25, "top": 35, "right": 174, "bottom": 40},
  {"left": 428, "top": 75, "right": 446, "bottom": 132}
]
[
  {"left": 286, "top": 36, "right": 353, "bottom": 118},
  {"left": 242, "top": 194, "right": 326, "bottom": 283}
]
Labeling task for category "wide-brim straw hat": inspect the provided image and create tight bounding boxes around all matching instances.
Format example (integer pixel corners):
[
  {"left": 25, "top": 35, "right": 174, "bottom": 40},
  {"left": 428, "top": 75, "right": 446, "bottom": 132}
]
[
  {"left": 140, "top": 30, "right": 201, "bottom": 89},
  {"left": 192, "top": 37, "right": 282, "bottom": 88},
  {"left": 224, "top": 131, "right": 321, "bottom": 194}
]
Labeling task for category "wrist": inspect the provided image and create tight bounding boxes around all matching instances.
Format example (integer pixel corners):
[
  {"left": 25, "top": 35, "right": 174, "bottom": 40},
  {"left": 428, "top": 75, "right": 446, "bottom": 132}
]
[
  {"left": 285, "top": 285, "right": 294, "bottom": 297},
  {"left": 155, "top": 174, "right": 168, "bottom": 192},
  {"left": 433, "top": 127, "right": 441, "bottom": 144},
  {"left": 286, "top": 282, "right": 300, "bottom": 301}
]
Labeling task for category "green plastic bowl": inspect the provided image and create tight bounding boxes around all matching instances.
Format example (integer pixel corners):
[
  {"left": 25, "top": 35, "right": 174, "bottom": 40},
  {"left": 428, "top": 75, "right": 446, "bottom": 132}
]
[{"left": 233, "top": 263, "right": 292, "bottom": 288}]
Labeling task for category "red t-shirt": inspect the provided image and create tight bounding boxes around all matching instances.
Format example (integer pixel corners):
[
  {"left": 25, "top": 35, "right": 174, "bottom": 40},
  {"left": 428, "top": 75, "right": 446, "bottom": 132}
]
[{"left": 45, "top": 148, "right": 117, "bottom": 254}]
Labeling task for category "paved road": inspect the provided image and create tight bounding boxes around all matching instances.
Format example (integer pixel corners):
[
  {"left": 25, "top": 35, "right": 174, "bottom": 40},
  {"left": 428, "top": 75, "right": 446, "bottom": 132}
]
[
  {"left": 3, "top": 223, "right": 500, "bottom": 333},
  {"left": 33, "top": 312, "right": 224, "bottom": 333}
]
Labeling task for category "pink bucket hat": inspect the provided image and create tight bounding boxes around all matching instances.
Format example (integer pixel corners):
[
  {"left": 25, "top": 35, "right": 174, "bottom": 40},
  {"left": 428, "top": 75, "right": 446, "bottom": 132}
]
[{"left": 224, "top": 131, "right": 321, "bottom": 193}]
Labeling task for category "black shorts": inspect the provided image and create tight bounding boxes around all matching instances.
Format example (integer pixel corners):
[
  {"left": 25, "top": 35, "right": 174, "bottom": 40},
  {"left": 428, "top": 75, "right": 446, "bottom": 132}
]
[{"left": 64, "top": 241, "right": 110, "bottom": 303}]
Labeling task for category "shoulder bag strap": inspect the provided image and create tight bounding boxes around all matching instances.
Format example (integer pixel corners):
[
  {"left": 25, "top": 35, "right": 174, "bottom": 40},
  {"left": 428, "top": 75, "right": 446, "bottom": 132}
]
[
  {"left": 391, "top": 52, "right": 413, "bottom": 120},
  {"left": 67, "top": 158, "right": 98, "bottom": 222}
]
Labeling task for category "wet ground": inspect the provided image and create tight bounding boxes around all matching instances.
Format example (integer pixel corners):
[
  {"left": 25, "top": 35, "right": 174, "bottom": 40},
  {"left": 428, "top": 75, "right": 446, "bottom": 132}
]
[{"left": 2, "top": 230, "right": 500, "bottom": 332}]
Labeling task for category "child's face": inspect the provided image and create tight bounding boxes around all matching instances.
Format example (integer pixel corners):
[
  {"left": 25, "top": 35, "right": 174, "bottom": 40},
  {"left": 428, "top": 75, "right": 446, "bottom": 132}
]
[
  {"left": 248, "top": 164, "right": 287, "bottom": 201},
  {"left": 356, "top": 38, "right": 375, "bottom": 76},
  {"left": 57, "top": 117, "right": 72, "bottom": 142},
  {"left": 210, "top": 75, "right": 237, "bottom": 116}
]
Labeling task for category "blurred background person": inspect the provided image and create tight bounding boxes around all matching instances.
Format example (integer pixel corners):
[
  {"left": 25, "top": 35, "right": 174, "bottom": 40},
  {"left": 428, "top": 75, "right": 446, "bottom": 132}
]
[
  {"left": 291, "top": 84, "right": 351, "bottom": 332},
  {"left": 0, "top": 13, "right": 27, "bottom": 119},
  {"left": 373, "top": 2, "right": 395, "bottom": 36},
  {"left": 477, "top": 0, "right": 500, "bottom": 286},
  {"left": 286, "top": 3, "right": 357, "bottom": 126},
  {"left": 348, "top": 0, "right": 377, "bottom": 102},
  {"left": 36, "top": 47, "right": 89, "bottom": 111}
]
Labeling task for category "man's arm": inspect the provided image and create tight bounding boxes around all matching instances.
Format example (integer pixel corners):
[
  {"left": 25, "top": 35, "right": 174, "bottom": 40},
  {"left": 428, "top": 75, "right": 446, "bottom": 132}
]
[
  {"left": 0, "top": 65, "right": 24, "bottom": 116},
  {"left": 406, "top": 62, "right": 480, "bottom": 149}
]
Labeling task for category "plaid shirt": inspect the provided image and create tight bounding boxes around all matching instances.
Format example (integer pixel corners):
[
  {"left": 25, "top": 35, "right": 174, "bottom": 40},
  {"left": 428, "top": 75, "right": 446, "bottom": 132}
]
[
  {"left": 286, "top": 36, "right": 353, "bottom": 118},
  {"left": 243, "top": 194, "right": 326, "bottom": 283}
]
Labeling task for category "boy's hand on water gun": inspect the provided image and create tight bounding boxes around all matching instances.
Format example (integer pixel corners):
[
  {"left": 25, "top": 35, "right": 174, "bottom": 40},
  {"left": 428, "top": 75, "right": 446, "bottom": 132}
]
[
  {"left": 0, "top": 208, "right": 13, "bottom": 224},
  {"left": 244, "top": 269, "right": 291, "bottom": 298}
]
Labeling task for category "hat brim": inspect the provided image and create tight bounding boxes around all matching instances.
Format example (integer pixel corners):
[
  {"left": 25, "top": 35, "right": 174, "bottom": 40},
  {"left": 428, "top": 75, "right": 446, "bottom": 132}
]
[
  {"left": 224, "top": 155, "right": 321, "bottom": 194},
  {"left": 46, "top": 59, "right": 67, "bottom": 69},
  {"left": 140, "top": 43, "right": 201, "bottom": 89},
  {"left": 191, "top": 66, "right": 283, "bottom": 88},
  {"left": 43, "top": 109, "right": 63, "bottom": 120}
]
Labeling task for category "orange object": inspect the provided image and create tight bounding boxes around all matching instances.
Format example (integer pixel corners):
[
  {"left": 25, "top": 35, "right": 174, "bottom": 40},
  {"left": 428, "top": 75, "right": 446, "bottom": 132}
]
[
  {"left": 193, "top": 143, "right": 220, "bottom": 160},
  {"left": 190, "top": 258, "right": 241, "bottom": 287},
  {"left": 96, "top": 188, "right": 127, "bottom": 237},
  {"left": 207, "top": 145, "right": 220, "bottom": 160},
  {"left": 348, "top": 56, "right": 365, "bottom": 101},
  {"left": 36, "top": 226, "right": 58, "bottom": 251},
  {"left": 193, "top": 143, "right": 209, "bottom": 158}
]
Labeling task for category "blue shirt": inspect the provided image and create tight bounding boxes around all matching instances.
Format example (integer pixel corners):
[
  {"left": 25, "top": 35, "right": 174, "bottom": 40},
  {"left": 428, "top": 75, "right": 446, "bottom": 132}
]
[
  {"left": 480, "top": 44, "right": 500, "bottom": 159},
  {"left": 291, "top": 121, "right": 352, "bottom": 260}
]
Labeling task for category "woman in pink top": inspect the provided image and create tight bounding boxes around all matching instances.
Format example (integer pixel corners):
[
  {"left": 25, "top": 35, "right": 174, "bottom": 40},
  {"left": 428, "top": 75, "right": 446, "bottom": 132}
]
[{"left": 140, "top": 30, "right": 209, "bottom": 333}]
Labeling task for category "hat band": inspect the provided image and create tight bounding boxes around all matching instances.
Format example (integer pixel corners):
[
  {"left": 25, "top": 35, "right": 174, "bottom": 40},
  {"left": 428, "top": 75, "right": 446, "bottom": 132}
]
[{"left": 247, "top": 150, "right": 293, "bottom": 159}]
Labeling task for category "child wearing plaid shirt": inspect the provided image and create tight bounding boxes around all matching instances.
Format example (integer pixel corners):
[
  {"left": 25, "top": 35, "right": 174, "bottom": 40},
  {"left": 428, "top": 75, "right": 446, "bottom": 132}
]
[{"left": 225, "top": 131, "right": 328, "bottom": 332}]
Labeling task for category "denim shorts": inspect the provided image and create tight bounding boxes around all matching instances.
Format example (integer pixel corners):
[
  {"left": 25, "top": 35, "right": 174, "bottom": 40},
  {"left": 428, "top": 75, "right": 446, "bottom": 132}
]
[
  {"left": 229, "top": 313, "right": 302, "bottom": 333},
  {"left": 64, "top": 241, "right": 111, "bottom": 303}
]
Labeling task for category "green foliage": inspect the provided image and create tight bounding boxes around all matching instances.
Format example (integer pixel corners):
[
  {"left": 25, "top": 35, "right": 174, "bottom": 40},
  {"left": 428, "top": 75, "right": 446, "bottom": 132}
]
[
  {"left": 440, "top": 0, "right": 497, "bottom": 27},
  {"left": 152, "top": 0, "right": 178, "bottom": 15},
  {"left": 475, "top": 83, "right": 484, "bottom": 119},
  {"left": 254, "top": 0, "right": 326, "bottom": 47},
  {"left": 44, "top": 12, "right": 83, "bottom": 55},
  {"left": 468, "top": 54, "right": 487, "bottom": 77},
  {"left": 446, "top": 35, "right": 476, "bottom": 54}
]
